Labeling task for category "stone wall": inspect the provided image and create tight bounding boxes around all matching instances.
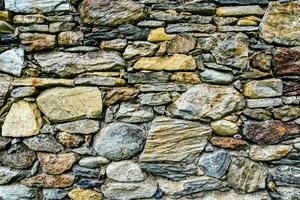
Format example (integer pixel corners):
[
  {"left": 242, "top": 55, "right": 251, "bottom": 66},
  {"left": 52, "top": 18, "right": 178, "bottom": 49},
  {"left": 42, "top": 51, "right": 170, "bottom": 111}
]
[{"left": 0, "top": 0, "right": 299, "bottom": 199}]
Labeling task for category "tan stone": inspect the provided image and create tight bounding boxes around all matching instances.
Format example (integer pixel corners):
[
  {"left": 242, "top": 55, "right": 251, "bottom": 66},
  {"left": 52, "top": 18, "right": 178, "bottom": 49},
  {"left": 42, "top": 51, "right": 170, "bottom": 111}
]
[
  {"left": 36, "top": 87, "right": 102, "bottom": 122},
  {"left": 19, "top": 33, "right": 56, "bottom": 52},
  {"left": 148, "top": 28, "right": 170, "bottom": 42},
  {"left": 237, "top": 19, "right": 257, "bottom": 26},
  {"left": 58, "top": 31, "right": 83, "bottom": 46},
  {"left": 249, "top": 145, "right": 292, "bottom": 161},
  {"left": 37, "top": 153, "right": 77, "bottom": 175},
  {"left": 133, "top": 54, "right": 196, "bottom": 71},
  {"left": 69, "top": 188, "right": 103, "bottom": 200},
  {"left": 12, "top": 78, "right": 74, "bottom": 87},
  {"left": 2, "top": 100, "right": 43, "bottom": 137},
  {"left": 216, "top": 6, "right": 264, "bottom": 17},
  {"left": 211, "top": 119, "right": 239, "bottom": 136},
  {"left": 170, "top": 72, "right": 200, "bottom": 84},
  {"left": 22, "top": 173, "right": 75, "bottom": 188}
]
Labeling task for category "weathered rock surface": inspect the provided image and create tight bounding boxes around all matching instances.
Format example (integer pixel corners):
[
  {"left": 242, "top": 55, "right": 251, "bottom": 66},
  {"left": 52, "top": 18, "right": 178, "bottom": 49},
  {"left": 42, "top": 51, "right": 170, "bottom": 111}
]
[
  {"left": 74, "top": 76, "right": 126, "bottom": 87},
  {"left": 243, "top": 79, "right": 283, "bottom": 98},
  {"left": 198, "top": 190, "right": 271, "bottom": 200},
  {"left": 0, "top": 166, "right": 28, "bottom": 185},
  {"left": 271, "top": 166, "right": 300, "bottom": 188},
  {"left": 0, "top": 48, "right": 24, "bottom": 76},
  {"left": 272, "top": 106, "right": 300, "bottom": 121},
  {"left": 133, "top": 54, "right": 196, "bottom": 71},
  {"left": 167, "top": 34, "right": 196, "bottom": 54},
  {"left": 140, "top": 117, "right": 211, "bottom": 162},
  {"left": 249, "top": 145, "right": 292, "bottom": 161},
  {"left": 243, "top": 120, "right": 300, "bottom": 144},
  {"left": 115, "top": 103, "right": 154, "bottom": 123},
  {"left": 34, "top": 51, "right": 126, "bottom": 77},
  {"left": 210, "top": 137, "right": 248, "bottom": 150},
  {"left": 80, "top": 0, "right": 146, "bottom": 27},
  {"left": 94, "top": 122, "right": 146, "bottom": 161},
  {"left": 106, "top": 161, "right": 145, "bottom": 182},
  {"left": 12, "top": 78, "right": 74, "bottom": 87},
  {"left": 123, "top": 41, "right": 158, "bottom": 59},
  {"left": 211, "top": 119, "right": 239, "bottom": 136},
  {"left": 246, "top": 98, "right": 283, "bottom": 108},
  {"left": 166, "top": 23, "right": 216, "bottom": 33},
  {"left": 79, "top": 157, "right": 109, "bottom": 168},
  {"left": 138, "top": 92, "right": 172, "bottom": 106},
  {"left": 168, "top": 84, "right": 244, "bottom": 120},
  {"left": 36, "top": 87, "right": 102, "bottom": 122},
  {"left": 23, "top": 134, "right": 64, "bottom": 153},
  {"left": 104, "top": 87, "right": 139, "bottom": 106},
  {"left": 200, "top": 68, "right": 234, "bottom": 85},
  {"left": 11, "top": 87, "right": 37, "bottom": 98},
  {"left": 2, "top": 101, "right": 43, "bottom": 137},
  {"left": 0, "top": 74, "right": 12, "bottom": 107},
  {"left": 170, "top": 72, "right": 200, "bottom": 84},
  {"left": 68, "top": 188, "right": 103, "bottom": 200},
  {"left": 216, "top": 6, "right": 264, "bottom": 17},
  {"left": 22, "top": 173, "right": 75, "bottom": 188},
  {"left": 19, "top": 33, "right": 56, "bottom": 52},
  {"left": 0, "top": 185, "right": 39, "bottom": 200},
  {"left": 227, "top": 157, "right": 267, "bottom": 193},
  {"left": 272, "top": 48, "right": 300, "bottom": 76},
  {"left": 259, "top": 2, "right": 300, "bottom": 46},
  {"left": 148, "top": 27, "right": 170, "bottom": 42},
  {"left": 55, "top": 119, "right": 100, "bottom": 134}
]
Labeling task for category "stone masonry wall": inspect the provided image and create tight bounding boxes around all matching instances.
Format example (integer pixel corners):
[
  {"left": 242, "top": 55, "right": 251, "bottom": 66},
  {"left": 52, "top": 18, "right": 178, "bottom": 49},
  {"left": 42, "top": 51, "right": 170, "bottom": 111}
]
[{"left": 0, "top": 0, "right": 300, "bottom": 199}]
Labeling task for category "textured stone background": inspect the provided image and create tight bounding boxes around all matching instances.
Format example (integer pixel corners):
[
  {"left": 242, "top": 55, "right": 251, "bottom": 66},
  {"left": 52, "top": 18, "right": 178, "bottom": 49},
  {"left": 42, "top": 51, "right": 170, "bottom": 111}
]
[{"left": 0, "top": 0, "right": 300, "bottom": 199}]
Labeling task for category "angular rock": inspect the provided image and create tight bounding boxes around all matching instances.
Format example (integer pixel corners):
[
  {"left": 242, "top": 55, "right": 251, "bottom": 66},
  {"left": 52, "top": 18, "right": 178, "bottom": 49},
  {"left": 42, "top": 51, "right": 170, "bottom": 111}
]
[
  {"left": 0, "top": 185, "right": 39, "bottom": 200},
  {"left": 57, "top": 132, "right": 84, "bottom": 148},
  {"left": 271, "top": 166, "right": 300, "bottom": 188},
  {"left": 211, "top": 119, "right": 239, "bottom": 136},
  {"left": 148, "top": 27, "right": 170, "bottom": 42},
  {"left": 168, "top": 84, "right": 244, "bottom": 120},
  {"left": 228, "top": 157, "right": 267, "bottom": 193},
  {"left": 80, "top": 0, "right": 146, "bottom": 26},
  {"left": 213, "top": 16, "right": 238, "bottom": 26},
  {"left": 167, "top": 34, "right": 196, "bottom": 54},
  {"left": 0, "top": 74, "right": 12, "bottom": 107},
  {"left": 259, "top": 2, "right": 300, "bottom": 46},
  {"left": 251, "top": 50, "right": 272, "bottom": 71},
  {"left": 138, "top": 92, "right": 172, "bottom": 106},
  {"left": 11, "top": 87, "right": 37, "bottom": 98},
  {"left": 133, "top": 54, "right": 196, "bottom": 71},
  {"left": 128, "top": 72, "right": 170, "bottom": 84},
  {"left": 140, "top": 117, "right": 211, "bottom": 163},
  {"left": 243, "top": 79, "right": 283, "bottom": 98},
  {"left": 74, "top": 76, "right": 126, "bottom": 87},
  {"left": 23, "top": 134, "right": 64, "bottom": 153},
  {"left": 2, "top": 101, "right": 43, "bottom": 137},
  {"left": 79, "top": 157, "right": 110, "bottom": 169},
  {"left": 0, "top": 20, "right": 14, "bottom": 33},
  {"left": 217, "top": 0, "right": 269, "bottom": 5},
  {"left": 283, "top": 81, "right": 300, "bottom": 96},
  {"left": 218, "top": 25, "right": 258, "bottom": 32},
  {"left": 198, "top": 190, "right": 271, "bottom": 200},
  {"left": 36, "top": 87, "right": 102, "bottom": 122},
  {"left": 0, "top": 166, "right": 28, "bottom": 185},
  {"left": 198, "top": 150, "right": 231, "bottom": 179},
  {"left": 166, "top": 23, "right": 216, "bottom": 33},
  {"left": 246, "top": 98, "right": 283, "bottom": 108},
  {"left": 19, "top": 33, "right": 56, "bottom": 52},
  {"left": 272, "top": 48, "right": 300, "bottom": 76},
  {"left": 115, "top": 103, "right": 154, "bottom": 123},
  {"left": 43, "top": 188, "right": 68, "bottom": 200},
  {"left": 216, "top": 6, "right": 264, "bottom": 17},
  {"left": 58, "top": 31, "right": 83, "bottom": 46},
  {"left": 100, "top": 39, "right": 127, "bottom": 51},
  {"left": 249, "top": 145, "right": 292, "bottom": 161},
  {"left": 210, "top": 137, "right": 249, "bottom": 150},
  {"left": 37, "top": 153, "right": 77, "bottom": 175},
  {"left": 101, "top": 177, "right": 157, "bottom": 200},
  {"left": 272, "top": 106, "right": 300, "bottom": 121},
  {"left": 18, "top": 24, "right": 48, "bottom": 32},
  {"left": 117, "top": 24, "right": 149, "bottom": 40},
  {"left": 0, "top": 137, "right": 11, "bottom": 150},
  {"left": 55, "top": 120, "right": 100, "bottom": 134},
  {"left": 68, "top": 188, "right": 103, "bottom": 200},
  {"left": 13, "top": 14, "right": 45, "bottom": 25},
  {"left": 170, "top": 72, "right": 201, "bottom": 84},
  {"left": 49, "top": 22, "right": 75, "bottom": 33},
  {"left": 0, "top": 48, "right": 24, "bottom": 76},
  {"left": 5, "top": 0, "right": 71, "bottom": 13},
  {"left": 94, "top": 122, "right": 146, "bottom": 161},
  {"left": 270, "top": 187, "right": 300, "bottom": 200},
  {"left": 106, "top": 161, "right": 145, "bottom": 182},
  {"left": 242, "top": 108, "right": 272, "bottom": 120},
  {"left": 123, "top": 41, "right": 159, "bottom": 59},
  {"left": 104, "top": 87, "right": 139, "bottom": 106},
  {"left": 22, "top": 173, "right": 75, "bottom": 188},
  {"left": 138, "top": 20, "right": 165, "bottom": 28},
  {"left": 200, "top": 68, "right": 234, "bottom": 85},
  {"left": 12, "top": 78, "right": 74, "bottom": 87},
  {"left": 243, "top": 120, "right": 300, "bottom": 144},
  {"left": 34, "top": 51, "right": 126, "bottom": 77}
]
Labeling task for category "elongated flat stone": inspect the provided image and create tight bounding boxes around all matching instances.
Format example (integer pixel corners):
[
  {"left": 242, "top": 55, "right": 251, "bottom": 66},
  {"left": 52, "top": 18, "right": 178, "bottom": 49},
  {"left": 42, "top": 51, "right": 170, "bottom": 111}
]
[
  {"left": 0, "top": 74, "right": 12, "bottom": 107},
  {"left": 249, "top": 145, "right": 292, "bottom": 161},
  {"left": 216, "top": 6, "right": 264, "bottom": 17},
  {"left": 0, "top": 48, "right": 25, "bottom": 76},
  {"left": 12, "top": 78, "right": 74, "bottom": 87},
  {"left": 0, "top": 185, "right": 39, "bottom": 200},
  {"left": 243, "top": 79, "right": 283, "bottom": 98},
  {"left": 55, "top": 119, "right": 100, "bottom": 134}
]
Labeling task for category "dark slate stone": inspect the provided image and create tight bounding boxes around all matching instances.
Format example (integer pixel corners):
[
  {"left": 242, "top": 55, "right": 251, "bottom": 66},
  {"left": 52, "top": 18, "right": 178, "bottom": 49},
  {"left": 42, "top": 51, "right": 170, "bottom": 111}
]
[
  {"left": 217, "top": 0, "right": 269, "bottom": 5},
  {"left": 73, "top": 166, "right": 100, "bottom": 179},
  {"left": 271, "top": 166, "right": 300, "bottom": 188},
  {"left": 0, "top": 34, "right": 18, "bottom": 44},
  {"left": 23, "top": 134, "right": 63, "bottom": 153},
  {"left": 75, "top": 178, "right": 104, "bottom": 189},
  {"left": 127, "top": 72, "right": 171, "bottom": 84},
  {"left": 118, "top": 25, "right": 150, "bottom": 40}
]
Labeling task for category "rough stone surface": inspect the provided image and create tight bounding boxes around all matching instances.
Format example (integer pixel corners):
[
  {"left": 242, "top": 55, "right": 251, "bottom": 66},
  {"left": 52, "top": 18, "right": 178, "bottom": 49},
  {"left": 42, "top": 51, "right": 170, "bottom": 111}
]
[
  {"left": 243, "top": 79, "right": 283, "bottom": 98},
  {"left": 104, "top": 87, "right": 139, "bottom": 106},
  {"left": 20, "top": 33, "right": 56, "bottom": 52},
  {"left": 115, "top": 103, "right": 154, "bottom": 123},
  {"left": 210, "top": 137, "right": 249, "bottom": 150},
  {"left": 216, "top": 6, "right": 264, "bottom": 17},
  {"left": 37, "top": 87, "right": 102, "bottom": 122},
  {"left": 23, "top": 134, "right": 64, "bottom": 153},
  {"left": 68, "top": 188, "right": 103, "bottom": 200},
  {"left": 0, "top": 185, "right": 39, "bottom": 200},
  {"left": 55, "top": 119, "right": 100, "bottom": 134},
  {"left": 211, "top": 119, "right": 239, "bottom": 136},
  {"left": 94, "top": 123, "right": 146, "bottom": 161},
  {"left": 0, "top": 74, "right": 12, "bottom": 107},
  {"left": 22, "top": 173, "right": 75, "bottom": 188},
  {"left": 249, "top": 145, "right": 292, "bottom": 161},
  {"left": 0, "top": 48, "right": 24, "bottom": 76},
  {"left": 272, "top": 48, "right": 300, "bottom": 76}
]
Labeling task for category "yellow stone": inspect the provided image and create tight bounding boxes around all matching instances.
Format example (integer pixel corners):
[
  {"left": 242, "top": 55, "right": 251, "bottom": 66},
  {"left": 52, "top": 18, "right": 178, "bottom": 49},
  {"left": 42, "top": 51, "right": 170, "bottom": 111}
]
[
  {"left": 216, "top": 6, "right": 264, "bottom": 17},
  {"left": 69, "top": 189, "right": 103, "bottom": 200},
  {"left": 148, "top": 27, "right": 170, "bottom": 42},
  {"left": 237, "top": 19, "right": 257, "bottom": 26},
  {"left": 0, "top": 11, "right": 13, "bottom": 22},
  {"left": 133, "top": 54, "right": 196, "bottom": 71},
  {"left": 170, "top": 72, "right": 201, "bottom": 84}
]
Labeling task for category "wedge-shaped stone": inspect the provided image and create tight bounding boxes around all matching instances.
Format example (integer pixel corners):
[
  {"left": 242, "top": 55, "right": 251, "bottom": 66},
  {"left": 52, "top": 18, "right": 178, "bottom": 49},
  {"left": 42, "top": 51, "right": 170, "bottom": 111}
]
[
  {"left": 140, "top": 117, "right": 211, "bottom": 163},
  {"left": 4, "top": 0, "right": 71, "bottom": 13},
  {"left": 259, "top": 2, "right": 300, "bottom": 46},
  {"left": 168, "top": 84, "right": 244, "bottom": 120},
  {"left": 272, "top": 48, "right": 300, "bottom": 76},
  {"left": 19, "top": 33, "right": 56, "bottom": 52},
  {"left": 34, "top": 51, "right": 126, "bottom": 77},
  {"left": 249, "top": 145, "right": 292, "bottom": 161},
  {"left": 36, "top": 87, "right": 102, "bottom": 122},
  {"left": 22, "top": 173, "right": 75, "bottom": 188},
  {"left": 243, "top": 79, "right": 283, "bottom": 98},
  {"left": 80, "top": 0, "right": 147, "bottom": 26},
  {"left": 0, "top": 74, "right": 12, "bottom": 107},
  {"left": 133, "top": 54, "right": 196, "bottom": 71},
  {"left": 2, "top": 100, "right": 43, "bottom": 137},
  {"left": 216, "top": 6, "right": 264, "bottom": 17},
  {"left": 0, "top": 48, "right": 25, "bottom": 76}
]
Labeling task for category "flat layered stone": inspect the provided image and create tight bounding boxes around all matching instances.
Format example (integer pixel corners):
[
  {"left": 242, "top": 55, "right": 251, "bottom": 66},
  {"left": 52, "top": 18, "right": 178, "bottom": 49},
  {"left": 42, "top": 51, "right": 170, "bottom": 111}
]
[
  {"left": 34, "top": 51, "right": 126, "bottom": 77},
  {"left": 249, "top": 145, "right": 292, "bottom": 161},
  {"left": 216, "top": 6, "right": 264, "bottom": 17},
  {"left": 170, "top": 72, "right": 200, "bottom": 84},
  {"left": 200, "top": 68, "right": 234, "bottom": 85},
  {"left": 0, "top": 20, "right": 14, "bottom": 33},
  {"left": 272, "top": 105, "right": 300, "bottom": 121},
  {"left": 259, "top": 2, "right": 300, "bottom": 46},
  {"left": 123, "top": 41, "right": 159, "bottom": 59},
  {"left": 57, "top": 132, "right": 84, "bottom": 148},
  {"left": 104, "top": 87, "right": 139, "bottom": 106},
  {"left": 138, "top": 92, "right": 172, "bottom": 106},
  {"left": 11, "top": 87, "right": 37, "bottom": 98},
  {"left": 271, "top": 166, "right": 300, "bottom": 188},
  {"left": 101, "top": 177, "right": 157, "bottom": 199},
  {"left": 22, "top": 174, "right": 75, "bottom": 188},
  {"left": 58, "top": 31, "right": 83, "bottom": 46},
  {"left": 0, "top": 185, "right": 39, "bottom": 200},
  {"left": 68, "top": 189, "right": 103, "bottom": 200},
  {"left": 198, "top": 190, "right": 271, "bottom": 200},
  {"left": 0, "top": 166, "right": 28, "bottom": 185},
  {"left": 23, "top": 134, "right": 64, "bottom": 153},
  {"left": 12, "top": 78, "right": 74, "bottom": 87},
  {"left": 94, "top": 122, "right": 146, "bottom": 161},
  {"left": 210, "top": 137, "right": 249, "bottom": 150},
  {"left": 19, "top": 33, "right": 56, "bottom": 52},
  {"left": 166, "top": 23, "right": 216, "bottom": 33},
  {"left": 168, "top": 84, "right": 244, "bottom": 120},
  {"left": 242, "top": 108, "right": 272, "bottom": 120},
  {"left": 217, "top": 0, "right": 269, "bottom": 5},
  {"left": 218, "top": 25, "right": 258, "bottom": 32},
  {"left": 128, "top": 72, "right": 170, "bottom": 84},
  {"left": 140, "top": 117, "right": 211, "bottom": 163},
  {"left": 167, "top": 34, "right": 196, "bottom": 54},
  {"left": 2, "top": 101, "right": 43, "bottom": 137},
  {"left": 74, "top": 77, "right": 126, "bottom": 87},
  {"left": 246, "top": 98, "right": 283, "bottom": 108},
  {"left": 79, "top": 157, "right": 109, "bottom": 168},
  {"left": 115, "top": 103, "right": 154, "bottom": 123},
  {"left": 228, "top": 157, "right": 267, "bottom": 193},
  {"left": 0, "top": 48, "right": 25, "bottom": 76},
  {"left": 13, "top": 14, "right": 45, "bottom": 24},
  {"left": 133, "top": 54, "right": 196, "bottom": 71},
  {"left": 4, "top": 0, "right": 71, "bottom": 13},
  {"left": 272, "top": 48, "right": 300, "bottom": 76},
  {"left": 80, "top": 0, "right": 146, "bottom": 26},
  {"left": 243, "top": 79, "right": 283, "bottom": 98},
  {"left": 243, "top": 120, "right": 300, "bottom": 144},
  {"left": 211, "top": 119, "right": 239, "bottom": 136},
  {"left": 270, "top": 187, "right": 300, "bottom": 200},
  {"left": 148, "top": 27, "right": 170, "bottom": 42},
  {"left": 38, "top": 153, "right": 77, "bottom": 175},
  {"left": 0, "top": 74, "right": 12, "bottom": 107},
  {"left": 106, "top": 161, "right": 145, "bottom": 182},
  {"left": 55, "top": 119, "right": 100, "bottom": 134},
  {"left": 36, "top": 87, "right": 102, "bottom": 122}
]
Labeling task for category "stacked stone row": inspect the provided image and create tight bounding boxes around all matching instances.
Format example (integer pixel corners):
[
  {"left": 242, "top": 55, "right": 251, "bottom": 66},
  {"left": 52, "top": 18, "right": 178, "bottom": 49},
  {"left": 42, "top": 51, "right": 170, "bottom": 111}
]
[{"left": 0, "top": 0, "right": 299, "bottom": 199}]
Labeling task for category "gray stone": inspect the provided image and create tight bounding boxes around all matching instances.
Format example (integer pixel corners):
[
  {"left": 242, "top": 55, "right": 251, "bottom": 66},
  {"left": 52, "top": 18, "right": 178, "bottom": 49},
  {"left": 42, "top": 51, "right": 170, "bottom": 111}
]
[
  {"left": 49, "top": 22, "right": 75, "bottom": 33},
  {"left": 199, "top": 190, "right": 271, "bottom": 200},
  {"left": 55, "top": 119, "right": 100, "bottom": 134},
  {"left": 166, "top": 23, "right": 216, "bottom": 33},
  {"left": 200, "top": 68, "right": 234, "bottom": 85},
  {"left": 23, "top": 134, "right": 63, "bottom": 153},
  {"left": 283, "top": 96, "right": 300, "bottom": 105},
  {"left": 79, "top": 157, "right": 110, "bottom": 168},
  {"left": 115, "top": 103, "right": 154, "bottom": 123},
  {"left": 106, "top": 161, "right": 145, "bottom": 182},
  {"left": 43, "top": 189, "right": 68, "bottom": 200},
  {"left": 100, "top": 39, "right": 127, "bottom": 51},
  {"left": 227, "top": 157, "right": 267, "bottom": 193},
  {"left": 0, "top": 74, "right": 12, "bottom": 107},
  {"left": 11, "top": 87, "right": 37, "bottom": 98},
  {"left": 150, "top": 11, "right": 187, "bottom": 22},
  {"left": 139, "top": 83, "right": 187, "bottom": 92},
  {"left": 271, "top": 187, "right": 300, "bottom": 200},
  {"left": 168, "top": 84, "right": 244, "bottom": 120},
  {"left": 18, "top": 24, "right": 48, "bottom": 32},
  {"left": 34, "top": 51, "right": 126, "bottom": 77},
  {"left": 271, "top": 166, "right": 300, "bottom": 188},
  {"left": 242, "top": 108, "right": 272, "bottom": 121},
  {"left": 272, "top": 106, "right": 300, "bottom": 121},
  {"left": 137, "top": 20, "right": 165, "bottom": 28},
  {"left": 243, "top": 79, "right": 283, "bottom": 98},
  {"left": 0, "top": 166, "right": 28, "bottom": 185},
  {"left": 138, "top": 92, "right": 172, "bottom": 106},
  {"left": 19, "top": 33, "right": 56, "bottom": 52},
  {"left": 213, "top": 17, "right": 238, "bottom": 26},
  {"left": 123, "top": 41, "right": 159, "bottom": 59},
  {"left": 198, "top": 150, "right": 231, "bottom": 179},
  {"left": 74, "top": 76, "right": 126, "bottom": 87},
  {"left": 94, "top": 122, "right": 146, "bottom": 161},
  {"left": 128, "top": 72, "right": 170, "bottom": 84},
  {"left": 0, "top": 185, "right": 39, "bottom": 200},
  {"left": 217, "top": 0, "right": 269, "bottom": 5},
  {"left": 218, "top": 25, "right": 258, "bottom": 32},
  {"left": 246, "top": 98, "right": 283, "bottom": 108},
  {"left": 101, "top": 177, "right": 157, "bottom": 200},
  {"left": 0, "top": 48, "right": 25, "bottom": 76}
]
